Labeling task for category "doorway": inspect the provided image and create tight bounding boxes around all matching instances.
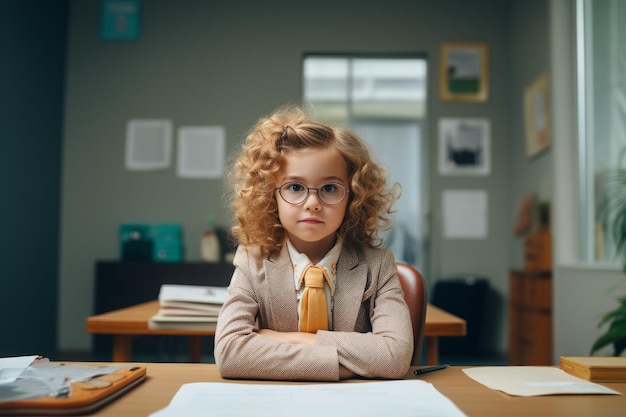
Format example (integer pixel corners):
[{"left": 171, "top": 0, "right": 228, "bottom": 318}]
[{"left": 303, "top": 55, "right": 430, "bottom": 274}]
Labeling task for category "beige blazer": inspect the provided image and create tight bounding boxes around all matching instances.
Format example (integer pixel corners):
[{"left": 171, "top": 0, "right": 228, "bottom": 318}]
[{"left": 214, "top": 243, "right": 413, "bottom": 381}]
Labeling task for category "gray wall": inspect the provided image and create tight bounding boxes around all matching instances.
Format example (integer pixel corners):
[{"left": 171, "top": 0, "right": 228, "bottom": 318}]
[
  {"left": 1, "top": 0, "right": 67, "bottom": 356},
  {"left": 6, "top": 0, "right": 586, "bottom": 360},
  {"left": 2, "top": 0, "right": 613, "bottom": 365},
  {"left": 509, "top": 0, "right": 552, "bottom": 267},
  {"left": 60, "top": 0, "right": 516, "bottom": 353}
]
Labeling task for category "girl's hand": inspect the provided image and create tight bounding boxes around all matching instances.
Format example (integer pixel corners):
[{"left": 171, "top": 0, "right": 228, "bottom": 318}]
[{"left": 255, "top": 328, "right": 316, "bottom": 344}]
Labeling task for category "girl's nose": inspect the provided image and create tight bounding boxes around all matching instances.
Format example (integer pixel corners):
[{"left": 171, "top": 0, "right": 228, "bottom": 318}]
[{"left": 303, "top": 191, "right": 322, "bottom": 211}]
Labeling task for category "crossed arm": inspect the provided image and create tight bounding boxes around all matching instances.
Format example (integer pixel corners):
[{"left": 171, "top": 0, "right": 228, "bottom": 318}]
[{"left": 255, "top": 329, "right": 355, "bottom": 379}]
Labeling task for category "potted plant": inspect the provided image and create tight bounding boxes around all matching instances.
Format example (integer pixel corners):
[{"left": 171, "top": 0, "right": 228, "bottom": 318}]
[
  {"left": 590, "top": 295, "right": 626, "bottom": 356},
  {"left": 590, "top": 169, "right": 626, "bottom": 356}
]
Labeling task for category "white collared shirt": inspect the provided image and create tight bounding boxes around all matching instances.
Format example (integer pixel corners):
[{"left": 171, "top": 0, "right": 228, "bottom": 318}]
[{"left": 287, "top": 239, "right": 342, "bottom": 331}]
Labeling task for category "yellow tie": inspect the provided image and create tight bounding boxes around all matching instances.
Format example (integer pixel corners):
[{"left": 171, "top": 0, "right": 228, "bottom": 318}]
[{"left": 299, "top": 265, "right": 329, "bottom": 333}]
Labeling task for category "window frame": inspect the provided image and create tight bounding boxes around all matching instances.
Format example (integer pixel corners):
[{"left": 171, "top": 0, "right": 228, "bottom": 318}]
[{"left": 576, "top": 0, "right": 626, "bottom": 267}]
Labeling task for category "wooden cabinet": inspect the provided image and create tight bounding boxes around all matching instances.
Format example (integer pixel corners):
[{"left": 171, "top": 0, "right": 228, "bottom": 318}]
[
  {"left": 524, "top": 231, "right": 552, "bottom": 271},
  {"left": 508, "top": 269, "right": 552, "bottom": 365}
]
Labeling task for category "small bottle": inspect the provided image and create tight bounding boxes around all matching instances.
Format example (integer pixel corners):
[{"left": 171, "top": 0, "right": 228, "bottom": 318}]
[{"left": 201, "top": 215, "right": 221, "bottom": 262}]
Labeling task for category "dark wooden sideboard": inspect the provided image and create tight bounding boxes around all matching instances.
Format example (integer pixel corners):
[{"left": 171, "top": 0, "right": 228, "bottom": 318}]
[{"left": 93, "top": 260, "right": 235, "bottom": 358}]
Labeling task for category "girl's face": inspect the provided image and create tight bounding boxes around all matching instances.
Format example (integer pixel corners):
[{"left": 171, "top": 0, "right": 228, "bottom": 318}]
[{"left": 276, "top": 147, "right": 350, "bottom": 259}]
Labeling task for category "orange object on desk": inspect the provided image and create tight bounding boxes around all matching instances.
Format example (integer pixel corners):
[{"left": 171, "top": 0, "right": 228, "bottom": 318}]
[{"left": 0, "top": 364, "right": 146, "bottom": 415}]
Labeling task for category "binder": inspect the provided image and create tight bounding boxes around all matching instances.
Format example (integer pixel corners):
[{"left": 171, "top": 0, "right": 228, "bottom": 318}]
[{"left": 0, "top": 363, "right": 146, "bottom": 415}]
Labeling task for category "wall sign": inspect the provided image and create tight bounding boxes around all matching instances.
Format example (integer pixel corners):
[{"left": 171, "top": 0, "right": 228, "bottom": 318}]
[{"left": 101, "top": 0, "right": 141, "bottom": 41}]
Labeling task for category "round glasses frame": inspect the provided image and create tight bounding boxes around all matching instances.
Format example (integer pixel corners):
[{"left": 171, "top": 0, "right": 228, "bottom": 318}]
[{"left": 276, "top": 182, "right": 350, "bottom": 206}]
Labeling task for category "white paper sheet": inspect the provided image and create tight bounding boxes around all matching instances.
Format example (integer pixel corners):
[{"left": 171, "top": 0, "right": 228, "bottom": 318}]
[
  {"left": 0, "top": 357, "right": 128, "bottom": 401},
  {"left": 442, "top": 190, "right": 488, "bottom": 239},
  {"left": 177, "top": 126, "right": 225, "bottom": 178},
  {"left": 463, "top": 366, "right": 621, "bottom": 397},
  {"left": 125, "top": 119, "right": 172, "bottom": 170},
  {"left": 149, "top": 380, "right": 468, "bottom": 417},
  {"left": 0, "top": 355, "right": 38, "bottom": 384}
]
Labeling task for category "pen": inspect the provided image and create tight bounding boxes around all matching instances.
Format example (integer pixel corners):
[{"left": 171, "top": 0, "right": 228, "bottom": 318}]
[{"left": 414, "top": 364, "right": 449, "bottom": 375}]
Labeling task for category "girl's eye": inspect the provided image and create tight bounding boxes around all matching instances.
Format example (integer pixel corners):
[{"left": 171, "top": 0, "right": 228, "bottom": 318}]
[
  {"left": 321, "top": 184, "right": 338, "bottom": 193},
  {"left": 288, "top": 183, "right": 305, "bottom": 192}
]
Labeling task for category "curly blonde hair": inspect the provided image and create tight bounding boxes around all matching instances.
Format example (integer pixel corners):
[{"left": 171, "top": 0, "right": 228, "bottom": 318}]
[{"left": 228, "top": 105, "right": 400, "bottom": 258}]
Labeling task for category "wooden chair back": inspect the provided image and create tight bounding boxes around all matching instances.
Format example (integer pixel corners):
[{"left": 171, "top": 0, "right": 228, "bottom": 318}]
[{"left": 396, "top": 262, "right": 427, "bottom": 366}]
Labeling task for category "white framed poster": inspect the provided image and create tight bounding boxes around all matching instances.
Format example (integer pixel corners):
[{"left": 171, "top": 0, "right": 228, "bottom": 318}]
[
  {"left": 177, "top": 126, "right": 225, "bottom": 179},
  {"left": 439, "top": 118, "right": 491, "bottom": 176},
  {"left": 125, "top": 119, "right": 172, "bottom": 171}
]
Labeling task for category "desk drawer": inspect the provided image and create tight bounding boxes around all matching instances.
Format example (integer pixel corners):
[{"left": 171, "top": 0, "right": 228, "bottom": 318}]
[
  {"left": 508, "top": 269, "right": 552, "bottom": 365},
  {"left": 509, "top": 271, "right": 525, "bottom": 306},
  {"left": 524, "top": 276, "right": 551, "bottom": 311}
]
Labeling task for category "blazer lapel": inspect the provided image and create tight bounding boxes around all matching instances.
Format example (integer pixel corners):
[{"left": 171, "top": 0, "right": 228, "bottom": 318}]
[
  {"left": 333, "top": 246, "right": 368, "bottom": 331},
  {"left": 263, "top": 245, "right": 299, "bottom": 331}
]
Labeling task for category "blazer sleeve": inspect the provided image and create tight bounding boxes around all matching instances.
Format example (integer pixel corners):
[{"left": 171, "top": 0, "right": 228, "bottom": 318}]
[
  {"left": 214, "top": 246, "right": 341, "bottom": 381},
  {"left": 315, "top": 248, "right": 414, "bottom": 379}
]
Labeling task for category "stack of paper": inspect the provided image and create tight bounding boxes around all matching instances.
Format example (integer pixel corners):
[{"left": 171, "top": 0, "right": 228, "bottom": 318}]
[{"left": 148, "top": 284, "right": 228, "bottom": 330}]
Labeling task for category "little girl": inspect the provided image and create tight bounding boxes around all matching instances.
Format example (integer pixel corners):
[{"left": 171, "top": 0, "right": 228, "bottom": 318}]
[{"left": 214, "top": 105, "right": 414, "bottom": 381}]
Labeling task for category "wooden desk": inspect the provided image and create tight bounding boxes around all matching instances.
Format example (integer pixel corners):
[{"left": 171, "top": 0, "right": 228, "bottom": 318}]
[
  {"left": 81, "top": 362, "right": 626, "bottom": 417},
  {"left": 86, "top": 301, "right": 465, "bottom": 365},
  {"left": 425, "top": 304, "right": 466, "bottom": 365}
]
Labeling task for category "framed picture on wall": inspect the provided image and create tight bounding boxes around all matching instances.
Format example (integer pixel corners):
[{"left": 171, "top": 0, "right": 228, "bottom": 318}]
[
  {"left": 524, "top": 72, "right": 550, "bottom": 158},
  {"left": 440, "top": 43, "right": 489, "bottom": 102},
  {"left": 125, "top": 119, "right": 172, "bottom": 170},
  {"left": 439, "top": 118, "right": 491, "bottom": 176}
]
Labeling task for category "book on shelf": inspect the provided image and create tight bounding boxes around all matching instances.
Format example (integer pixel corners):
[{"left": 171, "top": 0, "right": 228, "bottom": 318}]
[
  {"left": 560, "top": 356, "right": 626, "bottom": 382},
  {"left": 148, "top": 284, "right": 228, "bottom": 330}
]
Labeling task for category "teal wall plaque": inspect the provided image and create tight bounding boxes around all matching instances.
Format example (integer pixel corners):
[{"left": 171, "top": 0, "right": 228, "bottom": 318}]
[{"left": 100, "top": 0, "right": 141, "bottom": 41}]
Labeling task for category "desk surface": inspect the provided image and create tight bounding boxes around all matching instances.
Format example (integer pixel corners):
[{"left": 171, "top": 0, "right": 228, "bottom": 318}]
[
  {"left": 86, "top": 300, "right": 466, "bottom": 337},
  {"left": 85, "top": 362, "right": 626, "bottom": 417}
]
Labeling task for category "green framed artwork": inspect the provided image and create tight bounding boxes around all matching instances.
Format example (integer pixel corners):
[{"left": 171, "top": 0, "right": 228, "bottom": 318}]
[{"left": 440, "top": 43, "right": 488, "bottom": 102}]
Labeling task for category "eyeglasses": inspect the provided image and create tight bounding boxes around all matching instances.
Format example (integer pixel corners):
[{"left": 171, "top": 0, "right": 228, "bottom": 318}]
[{"left": 276, "top": 182, "right": 350, "bottom": 206}]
